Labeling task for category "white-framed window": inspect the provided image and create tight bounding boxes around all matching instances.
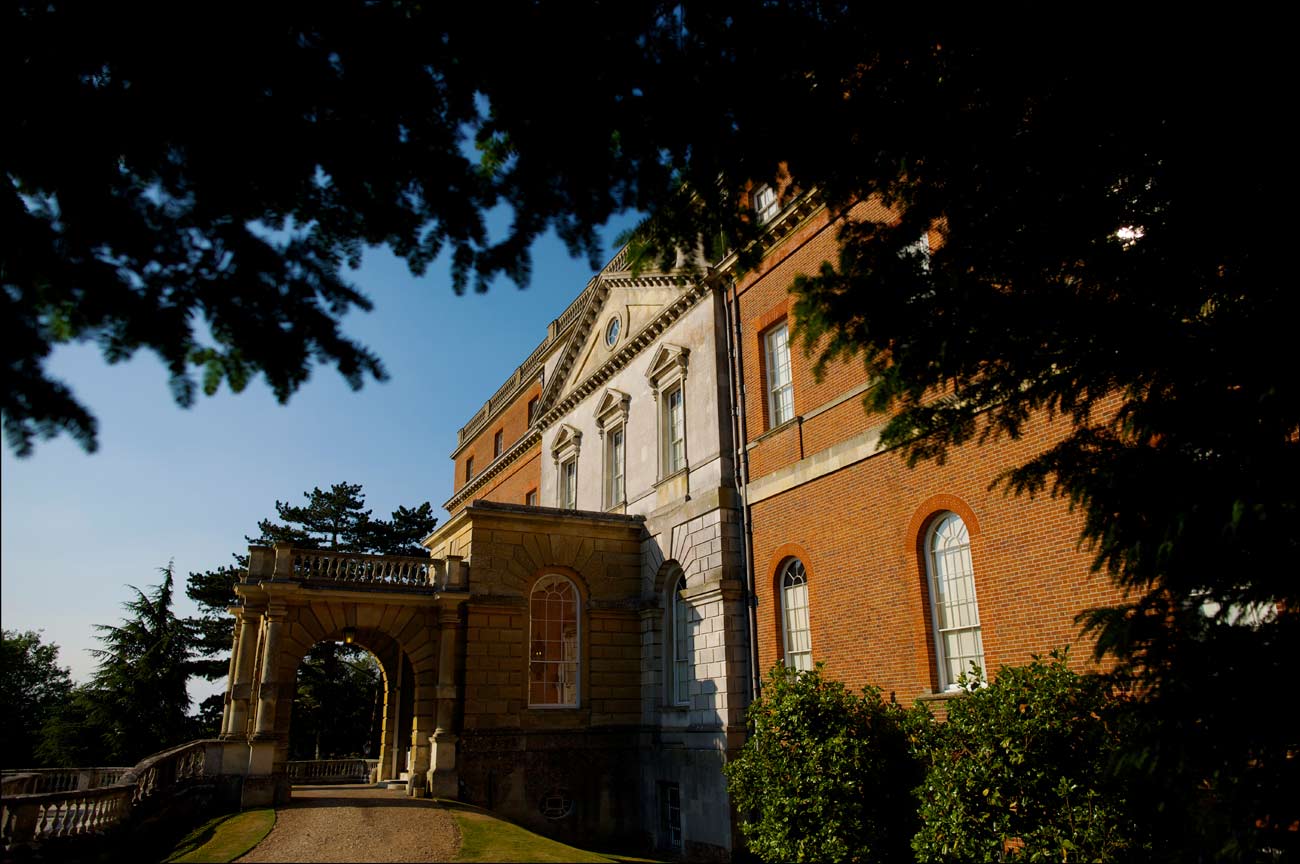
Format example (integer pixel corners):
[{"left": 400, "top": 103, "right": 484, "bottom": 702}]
[
  {"left": 753, "top": 184, "right": 779, "bottom": 224},
  {"left": 645, "top": 344, "right": 689, "bottom": 482},
  {"left": 780, "top": 558, "right": 812, "bottom": 671},
  {"left": 671, "top": 573, "right": 692, "bottom": 706},
  {"left": 493, "top": 429, "right": 503, "bottom": 458},
  {"left": 528, "top": 574, "right": 580, "bottom": 707},
  {"left": 606, "top": 425, "right": 625, "bottom": 507},
  {"left": 926, "top": 512, "right": 985, "bottom": 690},
  {"left": 765, "top": 322, "right": 794, "bottom": 427},
  {"left": 551, "top": 423, "right": 582, "bottom": 510},
  {"left": 593, "top": 388, "right": 631, "bottom": 509},
  {"left": 560, "top": 457, "right": 577, "bottom": 509},
  {"left": 664, "top": 384, "right": 685, "bottom": 475},
  {"left": 526, "top": 489, "right": 538, "bottom": 507}
]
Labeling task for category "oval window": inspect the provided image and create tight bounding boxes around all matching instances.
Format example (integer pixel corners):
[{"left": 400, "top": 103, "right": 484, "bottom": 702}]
[{"left": 605, "top": 316, "right": 620, "bottom": 347}]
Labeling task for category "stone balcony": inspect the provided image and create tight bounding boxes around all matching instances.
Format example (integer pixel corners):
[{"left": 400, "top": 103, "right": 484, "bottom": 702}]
[{"left": 242, "top": 542, "right": 467, "bottom": 594}]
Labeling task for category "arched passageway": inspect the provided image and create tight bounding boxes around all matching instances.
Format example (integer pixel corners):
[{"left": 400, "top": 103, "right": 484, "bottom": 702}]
[{"left": 218, "top": 543, "right": 468, "bottom": 806}]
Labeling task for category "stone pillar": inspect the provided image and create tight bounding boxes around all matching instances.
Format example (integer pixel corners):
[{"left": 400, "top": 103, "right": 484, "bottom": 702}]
[
  {"left": 428, "top": 607, "right": 463, "bottom": 798},
  {"left": 377, "top": 654, "right": 401, "bottom": 782},
  {"left": 253, "top": 608, "right": 287, "bottom": 738},
  {"left": 409, "top": 664, "right": 436, "bottom": 798},
  {"left": 219, "top": 615, "right": 242, "bottom": 736},
  {"left": 222, "top": 609, "right": 262, "bottom": 740},
  {"left": 272, "top": 541, "right": 294, "bottom": 580}
]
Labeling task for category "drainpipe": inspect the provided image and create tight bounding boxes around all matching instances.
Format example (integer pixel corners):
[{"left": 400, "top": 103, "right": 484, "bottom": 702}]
[{"left": 723, "top": 278, "right": 762, "bottom": 701}]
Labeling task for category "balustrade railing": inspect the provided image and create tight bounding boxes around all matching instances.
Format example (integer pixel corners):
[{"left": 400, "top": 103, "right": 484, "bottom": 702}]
[
  {"left": 291, "top": 549, "right": 432, "bottom": 587},
  {"left": 285, "top": 758, "right": 378, "bottom": 784},
  {"left": 1, "top": 740, "right": 217, "bottom": 852},
  {"left": 0, "top": 767, "right": 130, "bottom": 795}
]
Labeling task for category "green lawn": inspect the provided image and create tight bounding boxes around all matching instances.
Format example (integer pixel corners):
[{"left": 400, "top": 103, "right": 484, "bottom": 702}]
[
  {"left": 444, "top": 802, "right": 664, "bottom": 864},
  {"left": 162, "top": 809, "right": 275, "bottom": 863}
]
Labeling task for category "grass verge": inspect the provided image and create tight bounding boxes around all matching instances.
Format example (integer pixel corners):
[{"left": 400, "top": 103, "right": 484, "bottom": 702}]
[
  {"left": 162, "top": 808, "right": 275, "bottom": 863},
  {"left": 445, "top": 802, "right": 663, "bottom": 864}
]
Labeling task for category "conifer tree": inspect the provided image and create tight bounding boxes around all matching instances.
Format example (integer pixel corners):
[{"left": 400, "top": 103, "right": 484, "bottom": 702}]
[{"left": 77, "top": 563, "right": 196, "bottom": 764}]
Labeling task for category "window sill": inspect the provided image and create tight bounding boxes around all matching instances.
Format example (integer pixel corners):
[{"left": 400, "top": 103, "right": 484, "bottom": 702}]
[
  {"left": 915, "top": 689, "right": 969, "bottom": 703},
  {"left": 521, "top": 706, "right": 591, "bottom": 728},
  {"left": 747, "top": 417, "right": 800, "bottom": 450},
  {"left": 654, "top": 467, "right": 689, "bottom": 488}
]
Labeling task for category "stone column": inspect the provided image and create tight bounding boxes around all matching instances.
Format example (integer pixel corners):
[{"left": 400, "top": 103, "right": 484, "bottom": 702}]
[
  {"left": 219, "top": 615, "right": 242, "bottom": 736},
  {"left": 409, "top": 665, "right": 436, "bottom": 798},
  {"left": 222, "top": 609, "right": 262, "bottom": 740},
  {"left": 253, "top": 608, "right": 287, "bottom": 738},
  {"left": 428, "top": 606, "right": 463, "bottom": 798}
]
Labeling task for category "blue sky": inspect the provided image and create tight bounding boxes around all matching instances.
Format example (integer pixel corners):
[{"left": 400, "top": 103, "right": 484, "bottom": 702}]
[{"left": 1, "top": 212, "right": 642, "bottom": 704}]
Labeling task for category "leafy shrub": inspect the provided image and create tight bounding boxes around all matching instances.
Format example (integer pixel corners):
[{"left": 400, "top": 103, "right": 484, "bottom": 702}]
[
  {"left": 724, "top": 662, "right": 921, "bottom": 863},
  {"left": 911, "top": 650, "right": 1148, "bottom": 861}
]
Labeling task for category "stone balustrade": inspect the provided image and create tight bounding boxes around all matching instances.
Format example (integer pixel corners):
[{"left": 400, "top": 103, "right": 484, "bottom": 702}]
[
  {"left": 290, "top": 549, "right": 432, "bottom": 586},
  {"left": 285, "top": 758, "right": 379, "bottom": 785},
  {"left": 1, "top": 740, "right": 219, "bottom": 852},
  {"left": 0, "top": 767, "right": 129, "bottom": 795},
  {"left": 246, "top": 544, "right": 468, "bottom": 593}
]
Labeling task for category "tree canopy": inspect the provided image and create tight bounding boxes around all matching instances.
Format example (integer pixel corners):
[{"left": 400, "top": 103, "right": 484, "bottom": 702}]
[
  {"left": 0, "top": 629, "right": 74, "bottom": 767},
  {"left": 5, "top": 5, "right": 1293, "bottom": 854}
]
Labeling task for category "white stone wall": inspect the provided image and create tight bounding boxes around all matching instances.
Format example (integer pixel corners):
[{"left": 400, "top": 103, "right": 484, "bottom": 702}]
[{"left": 539, "top": 291, "right": 730, "bottom": 517}]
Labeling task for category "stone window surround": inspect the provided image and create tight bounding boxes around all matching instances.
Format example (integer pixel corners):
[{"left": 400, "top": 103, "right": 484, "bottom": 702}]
[
  {"left": 669, "top": 572, "right": 692, "bottom": 707},
  {"left": 594, "top": 388, "right": 631, "bottom": 510},
  {"left": 551, "top": 424, "right": 582, "bottom": 510},
  {"left": 645, "top": 344, "right": 690, "bottom": 483}
]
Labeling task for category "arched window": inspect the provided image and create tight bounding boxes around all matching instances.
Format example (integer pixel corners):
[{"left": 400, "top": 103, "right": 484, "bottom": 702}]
[
  {"left": 780, "top": 558, "right": 812, "bottom": 671},
  {"left": 671, "top": 574, "right": 692, "bottom": 705},
  {"left": 926, "top": 513, "right": 985, "bottom": 690},
  {"left": 529, "top": 574, "right": 580, "bottom": 706}
]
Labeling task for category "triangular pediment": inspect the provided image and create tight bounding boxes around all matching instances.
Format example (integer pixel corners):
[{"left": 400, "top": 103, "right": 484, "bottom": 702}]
[
  {"left": 594, "top": 388, "right": 630, "bottom": 425},
  {"left": 535, "top": 252, "right": 697, "bottom": 421},
  {"left": 645, "top": 343, "right": 690, "bottom": 387},
  {"left": 551, "top": 423, "right": 582, "bottom": 458}
]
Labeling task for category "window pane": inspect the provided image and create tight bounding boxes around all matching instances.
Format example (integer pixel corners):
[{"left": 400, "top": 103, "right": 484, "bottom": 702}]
[
  {"left": 673, "top": 576, "right": 692, "bottom": 704},
  {"left": 529, "top": 575, "right": 579, "bottom": 706},
  {"left": 665, "top": 387, "right": 685, "bottom": 473},
  {"left": 781, "top": 559, "right": 812, "bottom": 670},
  {"left": 928, "top": 514, "right": 984, "bottom": 688},
  {"left": 767, "top": 324, "right": 794, "bottom": 426}
]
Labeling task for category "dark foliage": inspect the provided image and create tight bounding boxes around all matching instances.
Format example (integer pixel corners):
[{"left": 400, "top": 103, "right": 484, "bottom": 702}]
[
  {"left": 0, "top": 629, "right": 74, "bottom": 767},
  {"left": 7, "top": 6, "right": 1292, "bottom": 852},
  {"left": 725, "top": 663, "right": 919, "bottom": 862},
  {"left": 911, "top": 653, "right": 1148, "bottom": 862}
]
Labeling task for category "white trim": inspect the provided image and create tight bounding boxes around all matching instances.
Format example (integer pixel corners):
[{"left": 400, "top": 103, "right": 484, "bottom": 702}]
[
  {"left": 779, "top": 558, "right": 811, "bottom": 671},
  {"left": 925, "top": 513, "right": 984, "bottom": 690},
  {"left": 528, "top": 573, "right": 581, "bottom": 707},
  {"left": 764, "top": 322, "right": 794, "bottom": 427}
]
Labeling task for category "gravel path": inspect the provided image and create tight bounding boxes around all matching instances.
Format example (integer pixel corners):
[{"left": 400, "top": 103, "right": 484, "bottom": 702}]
[{"left": 237, "top": 784, "right": 461, "bottom": 863}]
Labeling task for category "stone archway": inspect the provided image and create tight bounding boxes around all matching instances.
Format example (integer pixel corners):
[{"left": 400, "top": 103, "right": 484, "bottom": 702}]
[{"left": 218, "top": 543, "right": 468, "bottom": 806}]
